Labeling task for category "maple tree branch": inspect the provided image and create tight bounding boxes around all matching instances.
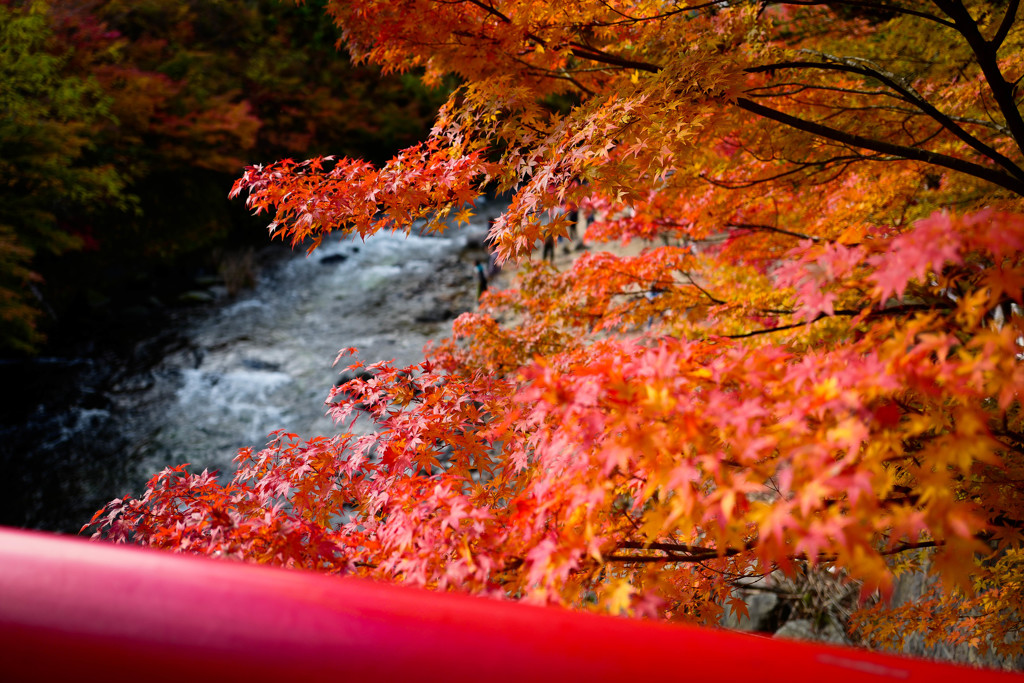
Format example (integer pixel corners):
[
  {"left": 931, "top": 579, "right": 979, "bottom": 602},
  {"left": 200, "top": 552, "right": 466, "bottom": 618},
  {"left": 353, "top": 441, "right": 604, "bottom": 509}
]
[
  {"left": 588, "top": 0, "right": 728, "bottom": 27},
  {"left": 501, "top": 51, "right": 598, "bottom": 95},
  {"left": 464, "top": 0, "right": 664, "bottom": 76},
  {"left": 746, "top": 81, "right": 905, "bottom": 102},
  {"left": 604, "top": 554, "right": 709, "bottom": 563},
  {"left": 619, "top": 540, "right": 711, "bottom": 553},
  {"left": 878, "top": 539, "right": 943, "bottom": 556},
  {"left": 608, "top": 539, "right": 755, "bottom": 563},
  {"left": 681, "top": 274, "right": 726, "bottom": 305},
  {"left": 715, "top": 303, "right": 948, "bottom": 339},
  {"left": 992, "top": 436, "right": 1024, "bottom": 457},
  {"left": 784, "top": 541, "right": 941, "bottom": 565},
  {"left": 930, "top": 0, "right": 1024, "bottom": 157},
  {"left": 555, "top": 71, "right": 596, "bottom": 97},
  {"left": 735, "top": 97, "right": 1024, "bottom": 196},
  {"left": 720, "top": 320, "right": 817, "bottom": 339},
  {"left": 746, "top": 60, "right": 1024, "bottom": 182},
  {"left": 536, "top": 4, "right": 1024, "bottom": 189},
  {"left": 567, "top": 43, "right": 662, "bottom": 74},
  {"left": 942, "top": 113, "right": 1011, "bottom": 136},
  {"left": 727, "top": 222, "right": 818, "bottom": 242},
  {"left": 991, "top": 0, "right": 1019, "bottom": 49},
  {"left": 774, "top": 0, "right": 957, "bottom": 29},
  {"left": 463, "top": 0, "right": 514, "bottom": 25},
  {"left": 701, "top": 153, "right": 882, "bottom": 189}
]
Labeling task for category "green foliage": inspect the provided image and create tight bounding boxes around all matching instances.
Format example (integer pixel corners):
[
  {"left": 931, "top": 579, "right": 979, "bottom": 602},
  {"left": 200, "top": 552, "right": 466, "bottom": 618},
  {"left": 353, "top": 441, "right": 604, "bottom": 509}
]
[
  {"left": 0, "top": 1, "right": 129, "bottom": 352},
  {"left": 0, "top": 0, "right": 449, "bottom": 353}
]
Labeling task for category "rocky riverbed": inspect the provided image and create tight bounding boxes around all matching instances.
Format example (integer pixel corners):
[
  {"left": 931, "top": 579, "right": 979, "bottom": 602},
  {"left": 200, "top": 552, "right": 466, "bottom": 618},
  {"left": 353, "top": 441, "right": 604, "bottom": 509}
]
[{"left": 0, "top": 198, "right": 507, "bottom": 533}]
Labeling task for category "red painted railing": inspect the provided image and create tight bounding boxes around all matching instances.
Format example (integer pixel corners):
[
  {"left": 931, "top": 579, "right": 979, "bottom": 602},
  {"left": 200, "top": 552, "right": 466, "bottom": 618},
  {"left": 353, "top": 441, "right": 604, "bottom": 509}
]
[{"left": 0, "top": 526, "right": 1019, "bottom": 681}]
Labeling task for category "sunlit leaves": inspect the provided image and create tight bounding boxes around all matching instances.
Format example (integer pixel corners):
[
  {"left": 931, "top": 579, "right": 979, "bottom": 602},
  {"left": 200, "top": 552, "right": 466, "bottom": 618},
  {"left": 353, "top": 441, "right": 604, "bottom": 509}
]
[
  {"left": 89, "top": 0, "right": 1024, "bottom": 662},
  {"left": 231, "top": 140, "right": 489, "bottom": 252}
]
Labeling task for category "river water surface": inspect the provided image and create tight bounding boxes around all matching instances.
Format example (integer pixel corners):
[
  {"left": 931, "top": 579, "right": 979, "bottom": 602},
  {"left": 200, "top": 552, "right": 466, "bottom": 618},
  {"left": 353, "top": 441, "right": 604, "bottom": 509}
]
[{"left": 0, "top": 199, "right": 507, "bottom": 533}]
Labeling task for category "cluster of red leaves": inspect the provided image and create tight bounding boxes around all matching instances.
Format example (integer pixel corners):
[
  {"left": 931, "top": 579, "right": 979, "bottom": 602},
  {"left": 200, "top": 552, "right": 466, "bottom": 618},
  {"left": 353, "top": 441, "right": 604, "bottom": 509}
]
[
  {"left": 229, "top": 138, "right": 490, "bottom": 252},
  {"left": 88, "top": 0, "right": 1024, "bottom": 660}
]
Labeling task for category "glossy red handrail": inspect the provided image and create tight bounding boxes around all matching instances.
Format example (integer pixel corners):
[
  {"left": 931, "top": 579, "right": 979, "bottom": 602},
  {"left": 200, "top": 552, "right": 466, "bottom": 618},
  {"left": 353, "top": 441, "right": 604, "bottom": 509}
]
[{"left": 0, "top": 526, "right": 1018, "bottom": 682}]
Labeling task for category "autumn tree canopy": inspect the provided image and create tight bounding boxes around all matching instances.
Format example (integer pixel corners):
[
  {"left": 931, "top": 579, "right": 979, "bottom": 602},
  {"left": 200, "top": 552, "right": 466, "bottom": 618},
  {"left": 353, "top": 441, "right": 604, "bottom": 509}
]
[{"left": 89, "top": 0, "right": 1024, "bottom": 660}]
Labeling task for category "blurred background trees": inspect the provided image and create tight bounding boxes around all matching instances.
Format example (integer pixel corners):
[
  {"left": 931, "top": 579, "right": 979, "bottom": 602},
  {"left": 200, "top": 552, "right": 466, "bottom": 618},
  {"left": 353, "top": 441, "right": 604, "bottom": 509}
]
[{"left": 0, "top": 0, "right": 448, "bottom": 353}]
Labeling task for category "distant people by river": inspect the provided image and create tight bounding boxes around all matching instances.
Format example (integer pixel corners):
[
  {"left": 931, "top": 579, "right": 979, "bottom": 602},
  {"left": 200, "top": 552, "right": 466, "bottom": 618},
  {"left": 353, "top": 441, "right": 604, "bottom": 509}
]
[{"left": 475, "top": 260, "right": 488, "bottom": 299}]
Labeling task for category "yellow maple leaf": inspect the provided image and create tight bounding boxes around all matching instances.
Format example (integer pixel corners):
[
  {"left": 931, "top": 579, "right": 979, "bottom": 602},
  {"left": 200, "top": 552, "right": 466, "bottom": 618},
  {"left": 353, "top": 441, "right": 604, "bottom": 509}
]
[
  {"left": 454, "top": 205, "right": 474, "bottom": 225},
  {"left": 606, "top": 579, "right": 635, "bottom": 616}
]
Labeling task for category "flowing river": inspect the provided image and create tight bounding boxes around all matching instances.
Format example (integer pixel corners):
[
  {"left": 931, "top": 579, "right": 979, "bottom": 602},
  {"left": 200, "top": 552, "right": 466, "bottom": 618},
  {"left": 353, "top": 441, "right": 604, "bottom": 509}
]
[{"left": 0, "top": 198, "right": 508, "bottom": 533}]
